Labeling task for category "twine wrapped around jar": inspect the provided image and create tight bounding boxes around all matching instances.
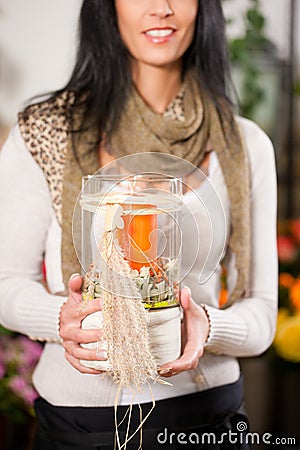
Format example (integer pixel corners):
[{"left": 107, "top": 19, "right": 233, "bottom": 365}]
[{"left": 81, "top": 306, "right": 181, "bottom": 371}]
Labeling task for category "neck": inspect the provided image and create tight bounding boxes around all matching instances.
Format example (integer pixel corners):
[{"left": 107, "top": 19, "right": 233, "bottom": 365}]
[{"left": 131, "top": 62, "right": 183, "bottom": 114}]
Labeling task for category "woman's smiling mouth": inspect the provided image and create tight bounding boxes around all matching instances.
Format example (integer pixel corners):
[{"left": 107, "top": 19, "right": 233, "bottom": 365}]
[{"left": 144, "top": 28, "right": 176, "bottom": 44}]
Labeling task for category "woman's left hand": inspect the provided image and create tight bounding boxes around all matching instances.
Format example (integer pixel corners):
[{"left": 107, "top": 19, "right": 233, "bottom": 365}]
[{"left": 158, "top": 287, "right": 209, "bottom": 377}]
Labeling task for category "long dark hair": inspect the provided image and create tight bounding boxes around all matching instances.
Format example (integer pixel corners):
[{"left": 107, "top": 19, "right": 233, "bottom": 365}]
[{"left": 58, "top": 0, "right": 233, "bottom": 137}]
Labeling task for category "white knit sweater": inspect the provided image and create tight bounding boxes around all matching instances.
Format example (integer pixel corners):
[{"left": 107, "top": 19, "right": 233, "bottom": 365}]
[{"left": 0, "top": 117, "right": 278, "bottom": 406}]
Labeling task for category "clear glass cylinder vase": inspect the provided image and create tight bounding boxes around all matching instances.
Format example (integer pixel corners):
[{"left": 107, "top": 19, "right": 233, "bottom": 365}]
[{"left": 80, "top": 173, "right": 183, "bottom": 310}]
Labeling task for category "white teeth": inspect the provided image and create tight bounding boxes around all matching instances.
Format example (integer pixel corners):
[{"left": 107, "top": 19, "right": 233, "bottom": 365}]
[{"left": 145, "top": 29, "right": 173, "bottom": 38}]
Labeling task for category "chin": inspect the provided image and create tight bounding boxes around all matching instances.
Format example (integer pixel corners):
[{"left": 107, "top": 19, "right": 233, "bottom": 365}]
[{"left": 140, "top": 54, "right": 181, "bottom": 69}]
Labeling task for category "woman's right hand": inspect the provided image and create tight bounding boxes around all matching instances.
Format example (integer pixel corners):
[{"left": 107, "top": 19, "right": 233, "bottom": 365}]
[{"left": 59, "top": 273, "right": 106, "bottom": 374}]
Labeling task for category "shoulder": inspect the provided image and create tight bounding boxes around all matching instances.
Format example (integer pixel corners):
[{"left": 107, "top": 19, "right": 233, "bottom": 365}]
[
  {"left": 235, "top": 116, "right": 275, "bottom": 166},
  {"left": 17, "top": 91, "right": 75, "bottom": 226},
  {"left": 0, "top": 126, "right": 52, "bottom": 206},
  {"left": 18, "top": 91, "right": 75, "bottom": 154},
  {"left": 0, "top": 125, "right": 40, "bottom": 170}
]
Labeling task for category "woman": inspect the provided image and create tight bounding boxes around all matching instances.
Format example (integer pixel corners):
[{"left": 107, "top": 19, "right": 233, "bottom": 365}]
[{"left": 0, "top": 0, "right": 277, "bottom": 449}]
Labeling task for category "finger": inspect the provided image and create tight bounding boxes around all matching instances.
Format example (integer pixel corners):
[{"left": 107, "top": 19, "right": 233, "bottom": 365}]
[
  {"left": 175, "top": 349, "right": 197, "bottom": 369},
  {"left": 78, "top": 297, "right": 104, "bottom": 319},
  {"left": 158, "top": 345, "right": 203, "bottom": 377},
  {"left": 63, "top": 341, "right": 108, "bottom": 361},
  {"left": 180, "top": 286, "right": 191, "bottom": 310},
  {"left": 180, "top": 287, "right": 203, "bottom": 321},
  {"left": 67, "top": 274, "right": 83, "bottom": 306},
  {"left": 61, "top": 297, "right": 102, "bottom": 326},
  {"left": 60, "top": 327, "right": 102, "bottom": 344},
  {"left": 68, "top": 273, "right": 83, "bottom": 293},
  {"left": 172, "top": 345, "right": 203, "bottom": 371},
  {"left": 64, "top": 351, "right": 104, "bottom": 375}
]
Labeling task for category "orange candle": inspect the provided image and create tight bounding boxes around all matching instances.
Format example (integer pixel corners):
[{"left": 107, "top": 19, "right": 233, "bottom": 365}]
[{"left": 120, "top": 204, "right": 158, "bottom": 271}]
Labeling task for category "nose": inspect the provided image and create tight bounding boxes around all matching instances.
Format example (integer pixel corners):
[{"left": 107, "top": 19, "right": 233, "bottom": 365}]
[{"left": 149, "top": 0, "right": 174, "bottom": 18}]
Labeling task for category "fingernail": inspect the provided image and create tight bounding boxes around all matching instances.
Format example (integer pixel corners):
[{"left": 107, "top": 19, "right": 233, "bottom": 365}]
[
  {"left": 158, "top": 367, "right": 172, "bottom": 375},
  {"left": 70, "top": 273, "right": 81, "bottom": 280},
  {"left": 183, "top": 285, "right": 192, "bottom": 296},
  {"left": 96, "top": 350, "right": 108, "bottom": 360}
]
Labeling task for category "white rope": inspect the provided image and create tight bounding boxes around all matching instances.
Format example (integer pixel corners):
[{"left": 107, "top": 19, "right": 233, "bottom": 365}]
[
  {"left": 80, "top": 306, "right": 181, "bottom": 370},
  {"left": 147, "top": 307, "right": 181, "bottom": 366}
]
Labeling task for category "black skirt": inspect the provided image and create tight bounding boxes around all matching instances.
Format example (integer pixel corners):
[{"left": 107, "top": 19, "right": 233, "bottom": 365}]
[{"left": 33, "top": 375, "right": 250, "bottom": 449}]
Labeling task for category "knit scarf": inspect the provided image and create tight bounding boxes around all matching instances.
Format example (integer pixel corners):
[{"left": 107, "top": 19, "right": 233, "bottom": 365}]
[{"left": 62, "top": 71, "right": 251, "bottom": 307}]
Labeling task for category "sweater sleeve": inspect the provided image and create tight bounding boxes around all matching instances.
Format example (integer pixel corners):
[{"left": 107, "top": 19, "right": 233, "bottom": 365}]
[
  {"left": 0, "top": 125, "right": 66, "bottom": 341},
  {"left": 203, "top": 118, "right": 278, "bottom": 357}
]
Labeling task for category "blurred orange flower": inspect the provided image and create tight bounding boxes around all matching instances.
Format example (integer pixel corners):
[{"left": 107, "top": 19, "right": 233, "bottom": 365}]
[
  {"left": 274, "top": 219, "right": 300, "bottom": 363},
  {"left": 279, "top": 273, "right": 295, "bottom": 289},
  {"left": 219, "top": 288, "right": 228, "bottom": 308},
  {"left": 290, "top": 279, "right": 300, "bottom": 311}
]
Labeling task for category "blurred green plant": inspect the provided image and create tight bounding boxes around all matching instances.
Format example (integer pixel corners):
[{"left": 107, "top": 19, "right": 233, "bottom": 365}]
[
  {"left": 227, "top": 0, "right": 275, "bottom": 118},
  {"left": 294, "top": 80, "right": 300, "bottom": 96}
]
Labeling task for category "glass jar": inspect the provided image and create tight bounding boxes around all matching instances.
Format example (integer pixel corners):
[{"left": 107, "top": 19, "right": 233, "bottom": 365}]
[{"left": 80, "top": 173, "right": 183, "bottom": 310}]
